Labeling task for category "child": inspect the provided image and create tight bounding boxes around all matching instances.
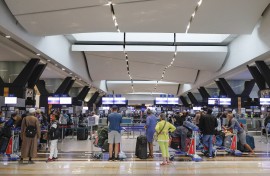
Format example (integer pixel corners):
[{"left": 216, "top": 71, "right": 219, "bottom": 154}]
[{"left": 46, "top": 115, "right": 59, "bottom": 162}]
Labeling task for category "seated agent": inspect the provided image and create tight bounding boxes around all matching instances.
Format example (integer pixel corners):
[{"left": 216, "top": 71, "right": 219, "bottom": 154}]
[{"left": 108, "top": 105, "right": 122, "bottom": 161}]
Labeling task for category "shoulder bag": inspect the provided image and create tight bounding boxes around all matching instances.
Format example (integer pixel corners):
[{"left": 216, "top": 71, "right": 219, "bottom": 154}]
[{"left": 154, "top": 121, "right": 167, "bottom": 141}]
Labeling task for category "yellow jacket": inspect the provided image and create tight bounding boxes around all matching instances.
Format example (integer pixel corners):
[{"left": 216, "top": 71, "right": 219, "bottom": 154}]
[{"left": 155, "top": 120, "right": 176, "bottom": 142}]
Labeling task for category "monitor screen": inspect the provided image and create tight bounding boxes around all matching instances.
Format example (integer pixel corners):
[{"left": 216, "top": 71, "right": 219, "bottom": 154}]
[
  {"left": 4, "top": 97, "right": 17, "bottom": 104},
  {"left": 155, "top": 97, "right": 168, "bottom": 104},
  {"left": 114, "top": 97, "right": 126, "bottom": 104},
  {"left": 260, "top": 98, "right": 270, "bottom": 105},
  {"left": 167, "top": 98, "right": 179, "bottom": 104},
  {"left": 83, "top": 106, "right": 88, "bottom": 110},
  {"left": 48, "top": 97, "right": 60, "bottom": 104},
  {"left": 193, "top": 107, "right": 202, "bottom": 110},
  {"left": 102, "top": 97, "right": 114, "bottom": 104},
  {"left": 208, "top": 98, "right": 219, "bottom": 105},
  {"left": 219, "top": 98, "right": 231, "bottom": 105},
  {"left": 60, "top": 97, "right": 72, "bottom": 104}
]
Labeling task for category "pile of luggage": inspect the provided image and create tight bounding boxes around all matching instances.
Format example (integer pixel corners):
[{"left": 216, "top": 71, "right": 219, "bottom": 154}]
[{"left": 93, "top": 127, "right": 109, "bottom": 152}]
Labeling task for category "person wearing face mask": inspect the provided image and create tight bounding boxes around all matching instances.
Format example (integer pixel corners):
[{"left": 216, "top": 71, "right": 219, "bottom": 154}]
[
  {"left": 155, "top": 113, "right": 176, "bottom": 165},
  {"left": 223, "top": 113, "right": 254, "bottom": 155}
]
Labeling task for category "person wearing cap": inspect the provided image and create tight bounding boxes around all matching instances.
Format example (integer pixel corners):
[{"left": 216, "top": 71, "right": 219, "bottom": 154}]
[
  {"left": 20, "top": 108, "right": 41, "bottom": 164},
  {"left": 108, "top": 105, "right": 122, "bottom": 161},
  {"left": 145, "top": 109, "right": 157, "bottom": 158}
]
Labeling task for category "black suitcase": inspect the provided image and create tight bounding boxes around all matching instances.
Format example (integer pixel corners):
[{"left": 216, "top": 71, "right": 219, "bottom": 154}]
[
  {"left": 135, "top": 135, "right": 147, "bottom": 159},
  {"left": 77, "top": 128, "right": 88, "bottom": 140},
  {"left": 0, "top": 136, "right": 9, "bottom": 153}
]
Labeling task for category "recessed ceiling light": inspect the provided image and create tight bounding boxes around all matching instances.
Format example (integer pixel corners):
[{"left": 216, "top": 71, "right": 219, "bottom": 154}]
[
  {"left": 5, "top": 35, "right": 11, "bottom": 38},
  {"left": 62, "top": 68, "right": 65, "bottom": 71},
  {"left": 70, "top": 72, "right": 73, "bottom": 75},
  {"left": 79, "top": 78, "right": 82, "bottom": 81},
  {"left": 36, "top": 53, "right": 40, "bottom": 56},
  {"left": 47, "top": 60, "right": 51, "bottom": 62}
]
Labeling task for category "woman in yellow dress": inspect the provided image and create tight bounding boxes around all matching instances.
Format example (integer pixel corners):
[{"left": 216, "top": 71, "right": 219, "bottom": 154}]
[{"left": 155, "top": 113, "right": 176, "bottom": 165}]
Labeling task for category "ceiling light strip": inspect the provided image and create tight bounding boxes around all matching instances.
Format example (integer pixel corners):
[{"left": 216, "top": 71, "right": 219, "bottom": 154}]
[
  {"left": 154, "top": 0, "right": 203, "bottom": 92},
  {"left": 108, "top": 0, "right": 134, "bottom": 92}
]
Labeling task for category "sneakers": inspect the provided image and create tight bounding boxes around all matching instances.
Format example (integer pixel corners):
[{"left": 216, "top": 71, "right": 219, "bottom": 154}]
[
  {"left": 114, "top": 157, "right": 120, "bottom": 161},
  {"left": 46, "top": 158, "right": 54, "bottom": 162},
  {"left": 52, "top": 157, "right": 58, "bottom": 160},
  {"left": 108, "top": 157, "right": 114, "bottom": 161}
]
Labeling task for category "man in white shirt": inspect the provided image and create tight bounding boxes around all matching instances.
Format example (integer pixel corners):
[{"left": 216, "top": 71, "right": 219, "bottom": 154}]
[{"left": 88, "top": 112, "right": 99, "bottom": 139}]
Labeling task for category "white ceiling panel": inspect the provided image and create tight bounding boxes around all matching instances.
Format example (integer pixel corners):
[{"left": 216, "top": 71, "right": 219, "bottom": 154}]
[
  {"left": 5, "top": 0, "right": 108, "bottom": 15},
  {"left": 114, "top": 0, "right": 197, "bottom": 33},
  {"left": 174, "top": 46, "right": 228, "bottom": 71},
  {"left": 40, "top": 65, "right": 66, "bottom": 79},
  {"left": 163, "top": 66, "right": 198, "bottom": 83},
  {"left": 14, "top": 6, "right": 115, "bottom": 35},
  {"left": 190, "top": 0, "right": 270, "bottom": 34},
  {"left": 85, "top": 53, "right": 129, "bottom": 81},
  {"left": 107, "top": 81, "right": 179, "bottom": 94}
]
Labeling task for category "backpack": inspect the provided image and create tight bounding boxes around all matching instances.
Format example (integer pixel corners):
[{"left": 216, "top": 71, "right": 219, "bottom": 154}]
[
  {"left": 49, "top": 126, "right": 60, "bottom": 140},
  {"left": 25, "top": 125, "right": 37, "bottom": 138}
]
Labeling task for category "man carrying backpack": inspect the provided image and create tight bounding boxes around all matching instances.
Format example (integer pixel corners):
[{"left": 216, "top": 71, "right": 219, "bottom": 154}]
[
  {"left": 20, "top": 108, "right": 41, "bottom": 164},
  {"left": 46, "top": 115, "right": 59, "bottom": 162}
]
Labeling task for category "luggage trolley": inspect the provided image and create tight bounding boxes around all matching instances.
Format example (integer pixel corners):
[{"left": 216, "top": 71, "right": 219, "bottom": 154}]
[
  {"left": 171, "top": 121, "right": 202, "bottom": 162},
  {"left": 222, "top": 131, "right": 242, "bottom": 156}
]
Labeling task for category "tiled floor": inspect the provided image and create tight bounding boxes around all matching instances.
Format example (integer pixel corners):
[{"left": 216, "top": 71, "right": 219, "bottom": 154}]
[{"left": 1, "top": 134, "right": 270, "bottom": 175}]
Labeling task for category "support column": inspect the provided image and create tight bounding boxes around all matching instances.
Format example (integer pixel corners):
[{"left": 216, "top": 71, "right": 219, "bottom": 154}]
[
  {"left": 179, "top": 96, "right": 189, "bottom": 107},
  {"left": 247, "top": 65, "right": 266, "bottom": 90},
  {"left": 187, "top": 92, "right": 199, "bottom": 105},
  {"left": 255, "top": 61, "right": 270, "bottom": 88}
]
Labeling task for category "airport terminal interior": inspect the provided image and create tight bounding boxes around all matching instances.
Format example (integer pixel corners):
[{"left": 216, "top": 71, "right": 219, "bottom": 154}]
[{"left": 1, "top": 0, "right": 270, "bottom": 175}]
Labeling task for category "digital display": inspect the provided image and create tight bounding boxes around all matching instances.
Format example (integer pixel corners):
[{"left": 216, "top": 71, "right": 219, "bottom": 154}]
[
  {"left": 83, "top": 106, "right": 88, "bottom": 110},
  {"left": 155, "top": 97, "right": 168, "bottom": 104},
  {"left": 219, "top": 98, "right": 231, "bottom": 105},
  {"left": 5, "top": 97, "right": 17, "bottom": 104},
  {"left": 245, "top": 109, "right": 252, "bottom": 112},
  {"left": 48, "top": 97, "right": 60, "bottom": 104},
  {"left": 208, "top": 98, "right": 219, "bottom": 105},
  {"left": 193, "top": 107, "right": 202, "bottom": 110},
  {"left": 102, "top": 97, "right": 114, "bottom": 104},
  {"left": 168, "top": 98, "right": 179, "bottom": 104},
  {"left": 260, "top": 98, "right": 270, "bottom": 105},
  {"left": 114, "top": 97, "right": 126, "bottom": 104},
  {"left": 60, "top": 97, "right": 72, "bottom": 104}
]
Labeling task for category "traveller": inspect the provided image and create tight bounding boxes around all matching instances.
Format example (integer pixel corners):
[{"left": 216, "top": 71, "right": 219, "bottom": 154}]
[
  {"left": 155, "top": 113, "right": 176, "bottom": 165},
  {"left": 223, "top": 113, "right": 254, "bottom": 154},
  {"left": 145, "top": 109, "right": 157, "bottom": 158},
  {"left": 108, "top": 105, "right": 122, "bottom": 161},
  {"left": 19, "top": 108, "right": 41, "bottom": 164},
  {"left": 199, "top": 108, "right": 218, "bottom": 158},
  {"left": 46, "top": 115, "right": 59, "bottom": 162}
]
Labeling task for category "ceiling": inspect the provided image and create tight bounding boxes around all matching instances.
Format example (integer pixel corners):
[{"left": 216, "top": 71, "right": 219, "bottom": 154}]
[{"left": 1, "top": 0, "right": 270, "bottom": 97}]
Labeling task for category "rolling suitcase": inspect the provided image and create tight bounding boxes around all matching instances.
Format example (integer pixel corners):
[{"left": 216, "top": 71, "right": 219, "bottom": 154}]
[
  {"left": 135, "top": 135, "right": 147, "bottom": 159},
  {"left": 237, "top": 134, "right": 255, "bottom": 152},
  {"left": 0, "top": 136, "right": 9, "bottom": 153},
  {"left": 77, "top": 128, "right": 88, "bottom": 140}
]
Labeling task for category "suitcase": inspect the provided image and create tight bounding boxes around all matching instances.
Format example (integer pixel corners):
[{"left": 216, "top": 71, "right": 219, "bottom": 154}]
[
  {"left": 77, "top": 128, "right": 88, "bottom": 140},
  {"left": 135, "top": 135, "right": 147, "bottom": 159},
  {"left": 0, "top": 136, "right": 10, "bottom": 153},
  {"left": 170, "top": 137, "right": 180, "bottom": 149},
  {"left": 237, "top": 134, "right": 255, "bottom": 152}
]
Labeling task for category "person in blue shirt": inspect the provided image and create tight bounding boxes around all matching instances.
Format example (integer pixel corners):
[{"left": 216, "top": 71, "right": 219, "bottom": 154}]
[
  {"left": 108, "top": 105, "right": 122, "bottom": 161},
  {"left": 145, "top": 109, "right": 157, "bottom": 158}
]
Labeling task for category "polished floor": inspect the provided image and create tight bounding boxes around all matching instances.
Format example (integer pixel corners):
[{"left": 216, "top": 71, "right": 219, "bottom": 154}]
[{"left": 1, "top": 133, "right": 270, "bottom": 175}]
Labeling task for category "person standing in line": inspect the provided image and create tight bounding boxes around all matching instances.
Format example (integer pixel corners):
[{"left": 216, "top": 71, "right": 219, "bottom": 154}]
[
  {"left": 108, "top": 106, "right": 122, "bottom": 161},
  {"left": 46, "top": 115, "right": 59, "bottom": 162},
  {"left": 20, "top": 108, "right": 41, "bottom": 164},
  {"left": 199, "top": 108, "right": 218, "bottom": 159},
  {"left": 145, "top": 109, "right": 157, "bottom": 158},
  {"left": 155, "top": 113, "right": 176, "bottom": 165},
  {"left": 90, "top": 111, "right": 100, "bottom": 137}
]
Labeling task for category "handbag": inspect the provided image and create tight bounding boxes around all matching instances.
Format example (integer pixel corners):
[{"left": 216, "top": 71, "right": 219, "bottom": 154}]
[{"left": 154, "top": 121, "right": 167, "bottom": 141}]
